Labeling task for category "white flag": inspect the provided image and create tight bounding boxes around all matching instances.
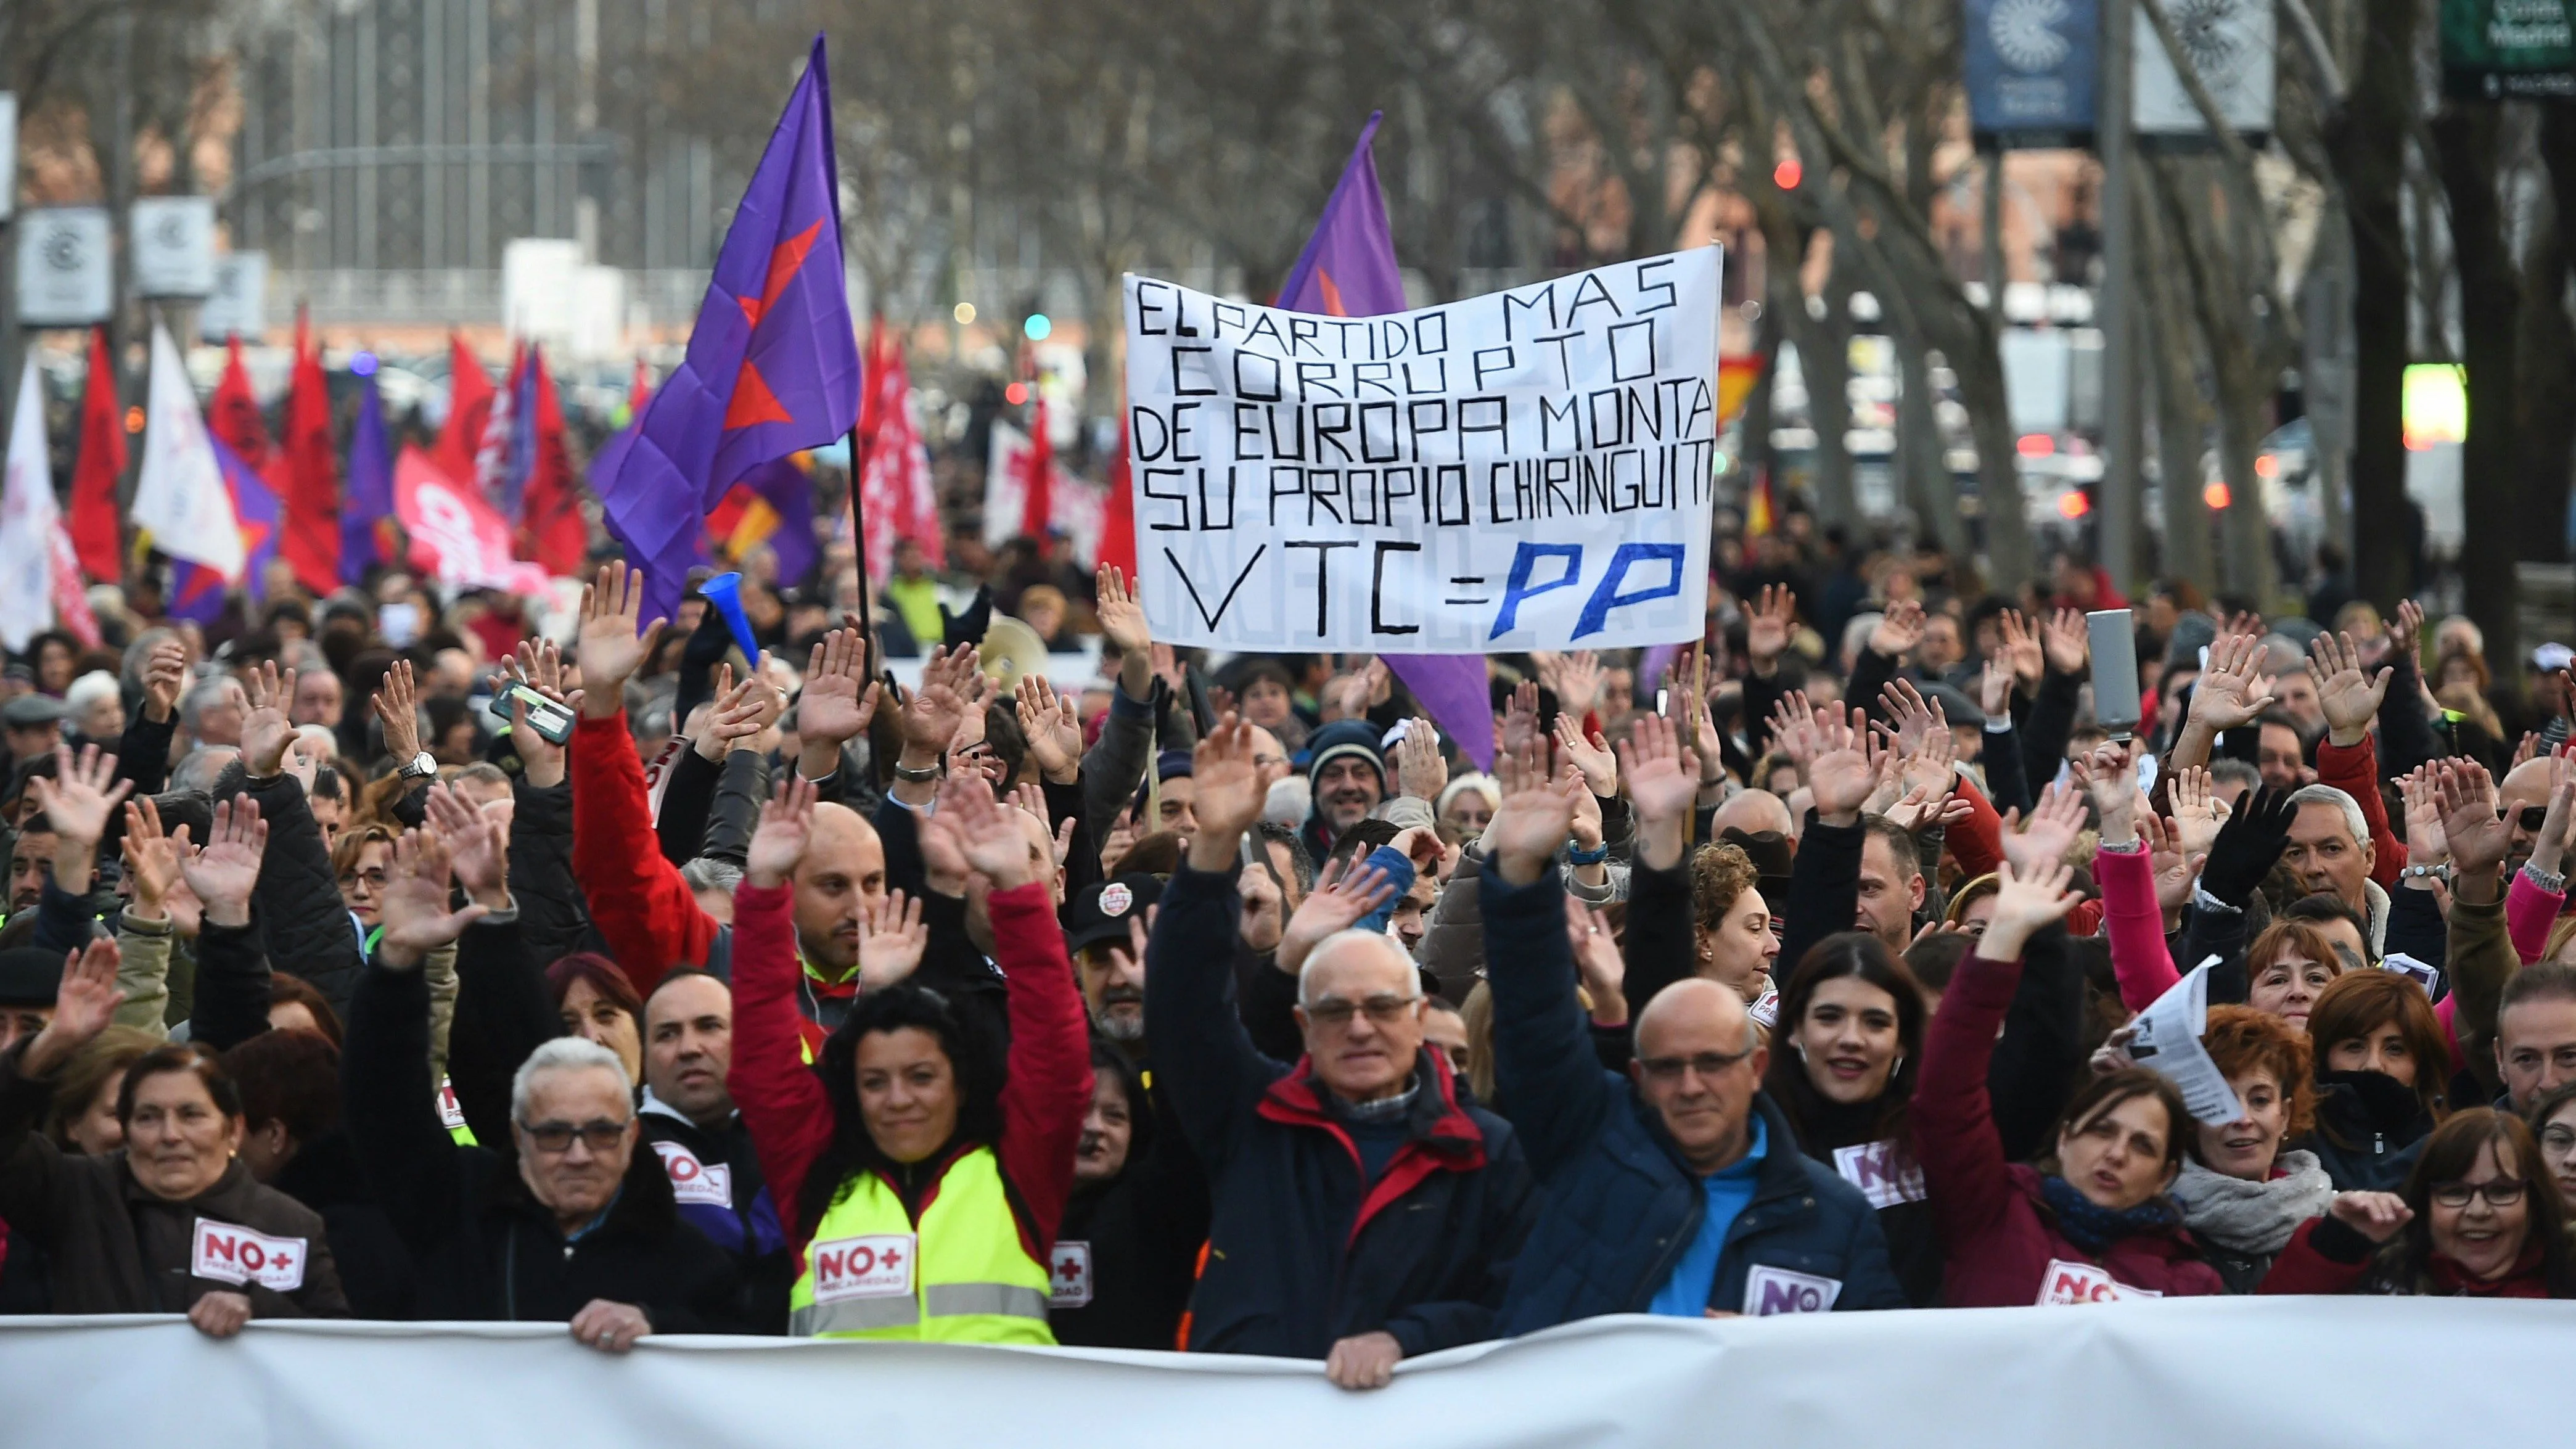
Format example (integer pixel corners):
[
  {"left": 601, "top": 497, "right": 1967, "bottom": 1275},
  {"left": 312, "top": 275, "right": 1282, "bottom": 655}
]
[
  {"left": 131, "top": 321, "right": 245, "bottom": 580},
  {"left": 0, "top": 358, "right": 59, "bottom": 650}
]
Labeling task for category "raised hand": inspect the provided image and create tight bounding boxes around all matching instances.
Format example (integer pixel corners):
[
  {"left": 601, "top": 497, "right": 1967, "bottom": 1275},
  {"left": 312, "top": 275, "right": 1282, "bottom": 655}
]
[
  {"left": 424, "top": 782, "right": 508, "bottom": 907},
  {"left": 2168, "top": 765, "right": 2230, "bottom": 862},
  {"left": 2198, "top": 785, "right": 2299, "bottom": 907},
  {"left": 2434, "top": 758, "right": 2511, "bottom": 880},
  {"left": 2069, "top": 739, "right": 2141, "bottom": 844},
  {"left": 2390, "top": 597, "right": 2424, "bottom": 668},
  {"left": 1015, "top": 672, "right": 1083, "bottom": 785},
  {"left": 1879, "top": 678, "right": 1939, "bottom": 758},
  {"left": 1562, "top": 763, "right": 1606, "bottom": 854},
  {"left": 795, "top": 627, "right": 882, "bottom": 753},
  {"left": 935, "top": 771, "right": 1036, "bottom": 892},
  {"left": 898, "top": 642, "right": 978, "bottom": 756},
  {"left": 1566, "top": 896, "right": 1628, "bottom": 1025},
  {"left": 707, "top": 665, "right": 782, "bottom": 760},
  {"left": 1551, "top": 712, "right": 1615, "bottom": 798},
  {"left": 1980, "top": 655, "right": 2014, "bottom": 721},
  {"left": 1744, "top": 585, "right": 1796, "bottom": 671},
  {"left": 504, "top": 659, "right": 568, "bottom": 789},
  {"left": 856, "top": 889, "right": 929, "bottom": 990},
  {"left": 1895, "top": 696, "right": 1956, "bottom": 802},
  {"left": 2328, "top": 1190, "right": 2415, "bottom": 1245},
  {"left": 1805, "top": 705, "right": 1884, "bottom": 826},
  {"left": 22, "top": 938, "right": 125, "bottom": 1077},
  {"left": 1868, "top": 598, "right": 1926, "bottom": 659},
  {"left": 141, "top": 639, "right": 189, "bottom": 724},
  {"left": 746, "top": 774, "right": 818, "bottom": 889},
  {"left": 178, "top": 795, "right": 268, "bottom": 930},
  {"left": 120, "top": 798, "right": 185, "bottom": 922},
  {"left": 2041, "top": 608, "right": 2090, "bottom": 676},
  {"left": 1980, "top": 855, "right": 2082, "bottom": 961},
  {"left": 1094, "top": 564, "right": 1151, "bottom": 659},
  {"left": 2000, "top": 780, "right": 2086, "bottom": 875},
  {"left": 1998, "top": 609, "right": 2045, "bottom": 691},
  {"left": 1278, "top": 856, "right": 1399, "bottom": 977},
  {"left": 2530, "top": 752, "right": 2576, "bottom": 879},
  {"left": 374, "top": 658, "right": 425, "bottom": 759},
  {"left": 2398, "top": 765, "right": 2450, "bottom": 871},
  {"left": 1498, "top": 679, "right": 1541, "bottom": 757},
  {"left": 1485, "top": 737, "right": 1575, "bottom": 885},
  {"left": 1767, "top": 689, "right": 1821, "bottom": 775},
  {"left": 574, "top": 560, "right": 669, "bottom": 715},
  {"left": 2308, "top": 630, "right": 2393, "bottom": 749},
  {"left": 1619, "top": 711, "right": 1700, "bottom": 872},
  {"left": 2139, "top": 811, "right": 2202, "bottom": 916},
  {"left": 1395, "top": 718, "right": 1450, "bottom": 803},
  {"left": 33, "top": 743, "right": 131, "bottom": 849},
  {"left": 1183, "top": 715, "right": 1285, "bottom": 872},
  {"left": 1538, "top": 649, "right": 1602, "bottom": 717},
  {"left": 239, "top": 660, "right": 298, "bottom": 778},
  {"left": 2190, "top": 633, "right": 2278, "bottom": 734},
  {"left": 375, "top": 829, "right": 490, "bottom": 967}
]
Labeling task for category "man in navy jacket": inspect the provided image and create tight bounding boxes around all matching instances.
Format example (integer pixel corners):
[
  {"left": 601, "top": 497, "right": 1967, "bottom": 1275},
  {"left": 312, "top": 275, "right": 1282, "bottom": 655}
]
[
  {"left": 1147, "top": 718, "right": 1533, "bottom": 1390},
  {"left": 1479, "top": 735, "right": 1905, "bottom": 1328}
]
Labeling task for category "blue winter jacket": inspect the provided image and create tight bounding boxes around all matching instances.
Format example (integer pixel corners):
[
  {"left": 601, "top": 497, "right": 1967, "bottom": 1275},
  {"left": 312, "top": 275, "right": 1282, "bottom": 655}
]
[{"left": 1479, "top": 857, "right": 1907, "bottom": 1329}]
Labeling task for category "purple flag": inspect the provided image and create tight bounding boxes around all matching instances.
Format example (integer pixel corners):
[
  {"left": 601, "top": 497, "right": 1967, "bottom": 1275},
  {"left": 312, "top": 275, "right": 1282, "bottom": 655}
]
[
  {"left": 739, "top": 458, "right": 819, "bottom": 586},
  {"left": 342, "top": 377, "right": 393, "bottom": 585},
  {"left": 1277, "top": 113, "right": 1493, "bottom": 768},
  {"left": 171, "top": 440, "right": 280, "bottom": 623},
  {"left": 597, "top": 35, "right": 860, "bottom": 627}
]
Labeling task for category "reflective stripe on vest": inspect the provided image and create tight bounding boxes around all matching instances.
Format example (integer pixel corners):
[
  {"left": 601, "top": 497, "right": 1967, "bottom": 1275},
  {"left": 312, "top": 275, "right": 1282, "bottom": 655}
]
[{"left": 786, "top": 1146, "right": 1054, "bottom": 1344}]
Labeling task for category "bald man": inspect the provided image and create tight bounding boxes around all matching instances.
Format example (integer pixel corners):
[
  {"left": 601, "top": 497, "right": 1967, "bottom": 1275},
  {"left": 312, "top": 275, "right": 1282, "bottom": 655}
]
[
  {"left": 1709, "top": 788, "right": 1794, "bottom": 840},
  {"left": 1474, "top": 763, "right": 1903, "bottom": 1328}
]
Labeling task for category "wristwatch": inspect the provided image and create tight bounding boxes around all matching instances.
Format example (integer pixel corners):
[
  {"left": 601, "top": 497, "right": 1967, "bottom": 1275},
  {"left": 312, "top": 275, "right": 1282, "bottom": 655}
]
[
  {"left": 893, "top": 761, "right": 941, "bottom": 784},
  {"left": 396, "top": 752, "right": 438, "bottom": 781}
]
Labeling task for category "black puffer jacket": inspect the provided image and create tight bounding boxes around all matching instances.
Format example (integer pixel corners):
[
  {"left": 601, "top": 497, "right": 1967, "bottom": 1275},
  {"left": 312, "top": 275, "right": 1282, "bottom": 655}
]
[
  {"left": 2297, "top": 1070, "right": 2435, "bottom": 1192},
  {"left": 213, "top": 766, "right": 361, "bottom": 1016},
  {"left": 507, "top": 774, "right": 603, "bottom": 967}
]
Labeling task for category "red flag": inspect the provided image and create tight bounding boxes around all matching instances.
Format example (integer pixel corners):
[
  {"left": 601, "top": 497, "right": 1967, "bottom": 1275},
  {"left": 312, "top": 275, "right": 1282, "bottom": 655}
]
[
  {"left": 1015, "top": 398, "right": 1054, "bottom": 541},
  {"left": 1097, "top": 412, "right": 1136, "bottom": 579},
  {"left": 518, "top": 347, "right": 588, "bottom": 575},
  {"left": 856, "top": 326, "right": 942, "bottom": 581},
  {"left": 436, "top": 334, "right": 495, "bottom": 488},
  {"left": 68, "top": 328, "right": 125, "bottom": 583},
  {"left": 475, "top": 342, "right": 525, "bottom": 509},
  {"left": 208, "top": 337, "right": 272, "bottom": 474},
  {"left": 271, "top": 308, "right": 340, "bottom": 593},
  {"left": 856, "top": 316, "right": 891, "bottom": 459},
  {"left": 626, "top": 356, "right": 650, "bottom": 417}
]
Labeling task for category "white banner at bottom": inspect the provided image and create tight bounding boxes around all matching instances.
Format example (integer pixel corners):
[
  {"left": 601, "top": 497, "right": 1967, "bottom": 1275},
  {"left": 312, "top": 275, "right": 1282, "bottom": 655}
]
[{"left": 1, "top": 1301, "right": 2563, "bottom": 1447}]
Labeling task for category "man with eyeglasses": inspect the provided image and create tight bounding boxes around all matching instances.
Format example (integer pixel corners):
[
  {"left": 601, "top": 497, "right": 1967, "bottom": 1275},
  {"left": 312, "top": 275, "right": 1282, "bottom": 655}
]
[
  {"left": 1475, "top": 733, "right": 1903, "bottom": 1331},
  {"left": 343, "top": 826, "right": 747, "bottom": 1350},
  {"left": 1146, "top": 717, "right": 1533, "bottom": 1391}
]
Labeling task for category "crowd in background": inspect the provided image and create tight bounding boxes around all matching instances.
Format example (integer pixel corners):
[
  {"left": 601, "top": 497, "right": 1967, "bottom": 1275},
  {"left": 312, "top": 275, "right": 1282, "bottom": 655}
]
[{"left": 1, "top": 499, "right": 2573, "bottom": 1385}]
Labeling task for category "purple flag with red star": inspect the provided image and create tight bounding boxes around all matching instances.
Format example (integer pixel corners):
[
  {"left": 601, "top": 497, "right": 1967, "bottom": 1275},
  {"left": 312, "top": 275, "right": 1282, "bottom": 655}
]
[
  {"left": 597, "top": 35, "right": 859, "bottom": 626},
  {"left": 1277, "top": 113, "right": 1493, "bottom": 768},
  {"left": 171, "top": 440, "right": 280, "bottom": 623}
]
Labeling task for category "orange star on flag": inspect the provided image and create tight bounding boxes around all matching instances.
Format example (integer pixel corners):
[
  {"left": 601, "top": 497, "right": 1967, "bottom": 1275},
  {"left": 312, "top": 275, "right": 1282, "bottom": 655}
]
[{"left": 723, "top": 220, "right": 826, "bottom": 430}]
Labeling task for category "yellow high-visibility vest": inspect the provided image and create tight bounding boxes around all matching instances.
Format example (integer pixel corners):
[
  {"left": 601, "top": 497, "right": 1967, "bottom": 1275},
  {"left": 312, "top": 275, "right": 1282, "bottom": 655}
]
[{"left": 786, "top": 1146, "right": 1053, "bottom": 1344}]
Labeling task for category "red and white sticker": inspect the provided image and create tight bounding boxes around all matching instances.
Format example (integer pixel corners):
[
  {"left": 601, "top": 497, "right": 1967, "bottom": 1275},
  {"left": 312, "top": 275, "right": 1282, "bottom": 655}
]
[
  {"left": 1742, "top": 1264, "right": 1842, "bottom": 1316},
  {"left": 1832, "top": 1139, "right": 1927, "bottom": 1209},
  {"left": 652, "top": 1141, "right": 733, "bottom": 1208},
  {"left": 2035, "top": 1258, "right": 2164, "bottom": 1307},
  {"left": 1049, "top": 1241, "right": 1094, "bottom": 1308},
  {"left": 810, "top": 1233, "right": 916, "bottom": 1302},
  {"left": 437, "top": 1078, "right": 466, "bottom": 1131},
  {"left": 191, "top": 1218, "right": 309, "bottom": 1293}
]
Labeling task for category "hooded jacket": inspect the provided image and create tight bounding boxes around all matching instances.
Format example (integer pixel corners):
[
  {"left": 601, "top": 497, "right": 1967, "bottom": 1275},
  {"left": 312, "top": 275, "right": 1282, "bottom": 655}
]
[
  {"left": 0, "top": 1041, "right": 348, "bottom": 1319},
  {"left": 1146, "top": 863, "right": 1534, "bottom": 1360},
  {"left": 2295, "top": 1070, "right": 2435, "bottom": 1192}
]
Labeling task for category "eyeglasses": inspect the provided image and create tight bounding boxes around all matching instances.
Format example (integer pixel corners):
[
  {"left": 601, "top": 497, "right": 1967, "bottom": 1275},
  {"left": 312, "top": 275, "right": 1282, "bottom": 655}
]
[
  {"left": 1638, "top": 1046, "right": 1757, "bottom": 1083},
  {"left": 518, "top": 1117, "right": 631, "bottom": 1155},
  {"left": 1302, "top": 994, "right": 1421, "bottom": 1029},
  {"left": 2429, "top": 1178, "right": 2527, "bottom": 1210},
  {"left": 338, "top": 868, "right": 388, "bottom": 891},
  {"left": 2501, "top": 805, "right": 2548, "bottom": 832}
]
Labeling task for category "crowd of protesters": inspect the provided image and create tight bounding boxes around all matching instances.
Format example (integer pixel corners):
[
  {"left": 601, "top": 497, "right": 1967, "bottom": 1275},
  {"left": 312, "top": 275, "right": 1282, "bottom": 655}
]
[{"left": 1, "top": 509, "right": 2572, "bottom": 1386}]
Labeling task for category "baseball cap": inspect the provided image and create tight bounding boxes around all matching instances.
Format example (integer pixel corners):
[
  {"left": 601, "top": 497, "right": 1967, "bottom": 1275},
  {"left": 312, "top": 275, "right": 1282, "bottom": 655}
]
[
  {"left": 2533, "top": 642, "right": 2574, "bottom": 673},
  {"left": 1059, "top": 874, "right": 1165, "bottom": 954}
]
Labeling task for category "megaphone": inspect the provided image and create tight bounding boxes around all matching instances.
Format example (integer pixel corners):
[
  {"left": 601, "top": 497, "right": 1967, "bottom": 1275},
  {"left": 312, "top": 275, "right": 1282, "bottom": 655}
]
[{"left": 699, "top": 572, "right": 760, "bottom": 662}]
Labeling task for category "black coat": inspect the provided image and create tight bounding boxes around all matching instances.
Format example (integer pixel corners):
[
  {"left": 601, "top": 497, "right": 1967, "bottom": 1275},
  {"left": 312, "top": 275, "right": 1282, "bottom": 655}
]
[
  {"left": 215, "top": 767, "right": 363, "bottom": 1017},
  {"left": 269, "top": 1128, "right": 418, "bottom": 1320},
  {"left": 1048, "top": 1051, "right": 1208, "bottom": 1350},
  {"left": 343, "top": 946, "right": 747, "bottom": 1332},
  {"left": 2297, "top": 1070, "right": 2434, "bottom": 1193},
  {"left": 1146, "top": 864, "right": 1534, "bottom": 1360},
  {"left": 638, "top": 1101, "right": 792, "bottom": 1334},
  {"left": 507, "top": 775, "right": 604, "bottom": 967}
]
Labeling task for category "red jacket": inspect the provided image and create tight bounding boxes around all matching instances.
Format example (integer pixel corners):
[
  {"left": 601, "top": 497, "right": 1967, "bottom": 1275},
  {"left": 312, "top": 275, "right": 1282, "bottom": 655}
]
[
  {"left": 2314, "top": 733, "right": 2405, "bottom": 890},
  {"left": 726, "top": 877, "right": 1091, "bottom": 1261},
  {"left": 569, "top": 708, "right": 716, "bottom": 995},
  {"left": 1942, "top": 774, "right": 2105, "bottom": 938},
  {"left": 2261, "top": 1215, "right": 2556, "bottom": 1298},
  {"left": 1914, "top": 948, "right": 2225, "bottom": 1306}
]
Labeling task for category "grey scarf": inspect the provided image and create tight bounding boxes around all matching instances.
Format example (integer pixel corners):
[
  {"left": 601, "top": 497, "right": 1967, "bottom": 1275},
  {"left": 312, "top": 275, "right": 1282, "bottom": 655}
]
[{"left": 2168, "top": 1151, "right": 2336, "bottom": 1255}]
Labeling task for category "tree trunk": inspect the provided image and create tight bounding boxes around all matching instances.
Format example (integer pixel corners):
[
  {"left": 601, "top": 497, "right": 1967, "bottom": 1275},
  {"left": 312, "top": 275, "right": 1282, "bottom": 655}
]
[
  {"left": 2133, "top": 167, "right": 2215, "bottom": 587},
  {"left": 2431, "top": 106, "right": 2524, "bottom": 660},
  {"left": 1760, "top": 207, "right": 1856, "bottom": 527},
  {"left": 2527, "top": 108, "right": 2576, "bottom": 565},
  {"left": 1893, "top": 323, "right": 1969, "bottom": 558},
  {"left": 2327, "top": 0, "right": 2419, "bottom": 609}
]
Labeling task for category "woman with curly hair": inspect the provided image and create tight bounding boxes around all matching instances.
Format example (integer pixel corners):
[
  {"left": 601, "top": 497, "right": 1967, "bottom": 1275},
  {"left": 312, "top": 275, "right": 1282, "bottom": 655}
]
[{"left": 1689, "top": 841, "right": 1780, "bottom": 1004}]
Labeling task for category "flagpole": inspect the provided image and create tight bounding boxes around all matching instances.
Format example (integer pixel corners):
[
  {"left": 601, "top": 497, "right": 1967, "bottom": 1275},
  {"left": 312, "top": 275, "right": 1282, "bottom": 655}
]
[{"left": 846, "top": 423, "right": 879, "bottom": 665}]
